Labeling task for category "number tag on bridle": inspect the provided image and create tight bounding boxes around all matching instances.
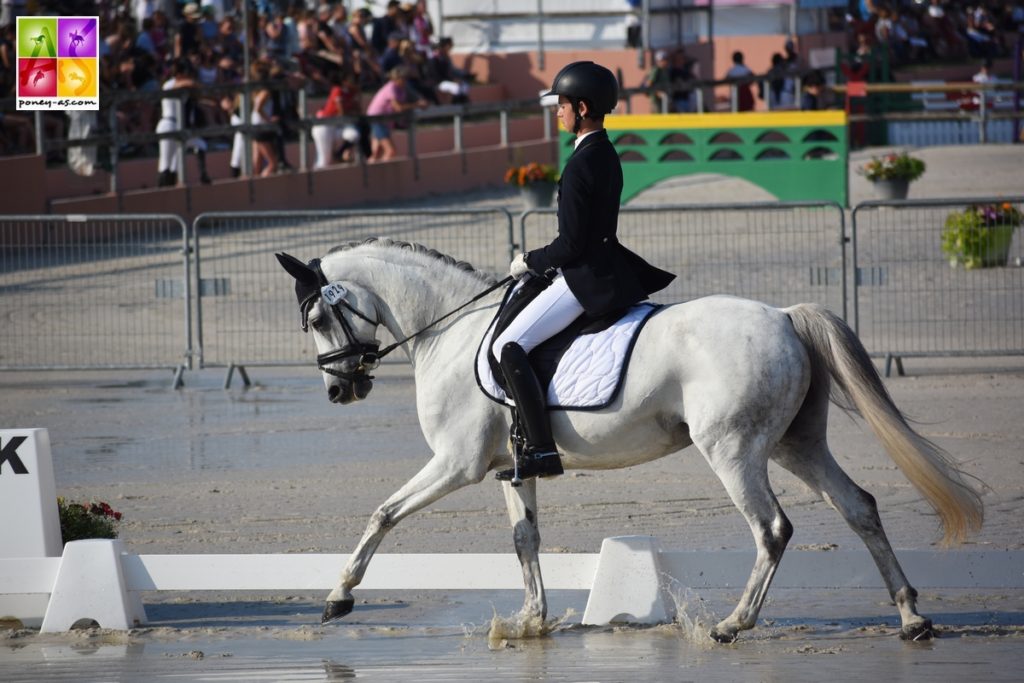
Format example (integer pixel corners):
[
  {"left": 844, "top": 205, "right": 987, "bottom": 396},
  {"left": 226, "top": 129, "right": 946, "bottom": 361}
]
[{"left": 321, "top": 282, "right": 348, "bottom": 306}]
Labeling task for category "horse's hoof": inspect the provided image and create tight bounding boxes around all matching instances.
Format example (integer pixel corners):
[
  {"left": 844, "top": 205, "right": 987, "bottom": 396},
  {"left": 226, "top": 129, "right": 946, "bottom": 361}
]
[
  {"left": 321, "top": 598, "right": 355, "bottom": 623},
  {"left": 708, "top": 627, "right": 738, "bottom": 644},
  {"left": 900, "top": 618, "right": 935, "bottom": 641}
]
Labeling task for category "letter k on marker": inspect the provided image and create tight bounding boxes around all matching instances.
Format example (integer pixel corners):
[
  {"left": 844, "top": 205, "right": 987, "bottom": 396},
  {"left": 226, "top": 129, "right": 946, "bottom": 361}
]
[{"left": 0, "top": 436, "right": 29, "bottom": 474}]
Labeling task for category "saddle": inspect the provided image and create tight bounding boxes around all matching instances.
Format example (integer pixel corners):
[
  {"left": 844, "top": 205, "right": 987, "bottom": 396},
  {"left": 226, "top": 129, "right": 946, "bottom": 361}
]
[{"left": 475, "top": 277, "right": 661, "bottom": 411}]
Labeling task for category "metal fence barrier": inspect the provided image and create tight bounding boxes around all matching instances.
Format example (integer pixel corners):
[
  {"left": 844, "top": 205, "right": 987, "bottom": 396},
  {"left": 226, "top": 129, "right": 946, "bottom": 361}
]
[
  {"left": 0, "top": 215, "right": 191, "bottom": 386},
  {"left": 4, "top": 201, "right": 1021, "bottom": 386},
  {"left": 851, "top": 197, "right": 1024, "bottom": 376},
  {"left": 521, "top": 202, "right": 849, "bottom": 320},
  {"left": 192, "top": 209, "right": 515, "bottom": 386}
]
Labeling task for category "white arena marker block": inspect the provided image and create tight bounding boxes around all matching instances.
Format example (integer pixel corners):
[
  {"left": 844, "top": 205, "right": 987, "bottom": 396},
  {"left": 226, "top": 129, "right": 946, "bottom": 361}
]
[
  {"left": 40, "top": 540, "right": 147, "bottom": 632},
  {"left": 0, "top": 428, "right": 62, "bottom": 558},
  {"left": 0, "top": 428, "right": 62, "bottom": 627},
  {"left": 582, "top": 535, "right": 676, "bottom": 626}
]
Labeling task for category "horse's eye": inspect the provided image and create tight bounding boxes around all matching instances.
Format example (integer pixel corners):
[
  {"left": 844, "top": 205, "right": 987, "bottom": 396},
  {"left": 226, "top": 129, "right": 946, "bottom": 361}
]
[{"left": 309, "top": 316, "right": 327, "bottom": 332}]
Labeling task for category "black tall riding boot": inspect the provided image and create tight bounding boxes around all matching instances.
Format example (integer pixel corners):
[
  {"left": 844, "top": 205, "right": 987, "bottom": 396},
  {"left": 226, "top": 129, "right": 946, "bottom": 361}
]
[{"left": 495, "top": 342, "right": 564, "bottom": 483}]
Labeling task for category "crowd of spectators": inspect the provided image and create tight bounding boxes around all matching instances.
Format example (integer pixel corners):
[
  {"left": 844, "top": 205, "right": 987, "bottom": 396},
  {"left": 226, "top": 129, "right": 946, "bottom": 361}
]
[
  {"left": 0, "top": 0, "right": 476, "bottom": 178},
  {"left": 848, "top": 0, "right": 1023, "bottom": 67},
  {"left": 1, "top": 1, "right": 1022, "bottom": 169}
]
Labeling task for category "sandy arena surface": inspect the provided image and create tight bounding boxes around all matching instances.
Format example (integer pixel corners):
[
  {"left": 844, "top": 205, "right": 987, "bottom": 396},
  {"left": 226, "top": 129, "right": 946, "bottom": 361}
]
[{"left": 1, "top": 144, "right": 1023, "bottom": 680}]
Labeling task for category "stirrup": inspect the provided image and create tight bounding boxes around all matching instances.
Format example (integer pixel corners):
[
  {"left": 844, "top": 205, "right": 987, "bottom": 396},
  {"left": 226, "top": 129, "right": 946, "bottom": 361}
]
[{"left": 495, "top": 449, "right": 563, "bottom": 486}]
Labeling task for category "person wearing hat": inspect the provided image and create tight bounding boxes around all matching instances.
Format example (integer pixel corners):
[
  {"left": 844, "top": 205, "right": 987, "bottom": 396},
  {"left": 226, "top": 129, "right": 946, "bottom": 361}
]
[
  {"left": 175, "top": 3, "right": 202, "bottom": 59},
  {"left": 491, "top": 60, "right": 676, "bottom": 483}
]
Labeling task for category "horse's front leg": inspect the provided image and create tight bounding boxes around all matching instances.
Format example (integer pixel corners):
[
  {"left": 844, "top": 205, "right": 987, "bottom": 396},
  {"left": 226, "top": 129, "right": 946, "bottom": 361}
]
[
  {"left": 501, "top": 478, "right": 546, "bottom": 620},
  {"left": 323, "top": 454, "right": 484, "bottom": 622}
]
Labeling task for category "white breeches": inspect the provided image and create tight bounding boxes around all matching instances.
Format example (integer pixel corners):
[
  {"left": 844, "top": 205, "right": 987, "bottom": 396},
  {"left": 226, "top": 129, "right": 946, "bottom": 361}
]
[
  {"left": 230, "top": 113, "right": 244, "bottom": 168},
  {"left": 438, "top": 80, "right": 469, "bottom": 97},
  {"left": 313, "top": 123, "right": 360, "bottom": 169},
  {"left": 312, "top": 123, "right": 334, "bottom": 169},
  {"left": 157, "top": 117, "right": 206, "bottom": 173},
  {"left": 492, "top": 274, "right": 584, "bottom": 361}
]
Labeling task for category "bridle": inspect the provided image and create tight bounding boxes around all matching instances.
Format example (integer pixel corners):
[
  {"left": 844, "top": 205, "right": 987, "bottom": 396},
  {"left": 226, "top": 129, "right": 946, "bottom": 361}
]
[
  {"left": 300, "top": 258, "right": 512, "bottom": 381},
  {"left": 300, "top": 258, "right": 383, "bottom": 381}
]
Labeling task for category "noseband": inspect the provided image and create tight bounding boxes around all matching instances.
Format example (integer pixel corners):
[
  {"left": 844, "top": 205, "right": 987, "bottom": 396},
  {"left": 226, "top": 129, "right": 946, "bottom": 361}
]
[
  {"left": 298, "top": 257, "right": 514, "bottom": 382},
  {"left": 301, "top": 259, "right": 382, "bottom": 381}
]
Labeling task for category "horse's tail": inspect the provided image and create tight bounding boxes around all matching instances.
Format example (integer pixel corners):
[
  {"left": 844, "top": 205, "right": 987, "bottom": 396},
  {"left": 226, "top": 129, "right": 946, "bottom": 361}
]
[{"left": 785, "top": 303, "right": 983, "bottom": 546}]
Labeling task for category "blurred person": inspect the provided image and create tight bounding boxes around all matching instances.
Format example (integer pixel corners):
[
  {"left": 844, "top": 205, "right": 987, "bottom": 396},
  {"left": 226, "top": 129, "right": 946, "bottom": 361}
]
[
  {"left": 379, "top": 31, "right": 403, "bottom": 74},
  {"left": 760, "top": 52, "right": 795, "bottom": 109},
  {"left": 669, "top": 47, "right": 697, "bottom": 112},
  {"left": 149, "top": 10, "right": 171, "bottom": 63},
  {"left": 398, "top": 38, "right": 436, "bottom": 104},
  {"left": 800, "top": 69, "right": 827, "bottom": 110},
  {"left": 966, "top": 4, "right": 999, "bottom": 58},
  {"left": 312, "top": 67, "right": 366, "bottom": 168},
  {"left": 365, "top": 65, "right": 427, "bottom": 162},
  {"left": 214, "top": 15, "right": 244, "bottom": 64},
  {"left": 156, "top": 57, "right": 211, "bottom": 186},
  {"left": 0, "top": 107, "right": 33, "bottom": 155},
  {"left": 133, "top": 0, "right": 157, "bottom": 32},
  {"left": 347, "top": 7, "right": 382, "bottom": 88},
  {"left": 640, "top": 48, "right": 671, "bottom": 112},
  {"left": 135, "top": 17, "right": 160, "bottom": 59},
  {"left": 198, "top": 5, "right": 219, "bottom": 43},
  {"left": 429, "top": 36, "right": 471, "bottom": 104},
  {"left": 923, "top": 0, "right": 967, "bottom": 58},
  {"left": 269, "top": 60, "right": 302, "bottom": 171},
  {"left": 971, "top": 57, "right": 996, "bottom": 108},
  {"left": 370, "top": 0, "right": 404, "bottom": 55},
  {"left": 0, "top": 0, "right": 26, "bottom": 29},
  {"left": 408, "top": 0, "right": 433, "bottom": 55},
  {"left": 175, "top": 2, "right": 203, "bottom": 59},
  {"left": 314, "top": 2, "right": 345, "bottom": 66},
  {"left": 114, "top": 52, "right": 159, "bottom": 147},
  {"left": 220, "top": 92, "right": 244, "bottom": 177},
  {"left": 250, "top": 62, "right": 279, "bottom": 176},
  {"left": 0, "top": 22, "right": 14, "bottom": 95},
  {"left": 201, "top": 0, "right": 231, "bottom": 22},
  {"left": 725, "top": 50, "right": 755, "bottom": 111},
  {"left": 328, "top": 2, "right": 349, "bottom": 45},
  {"left": 262, "top": 12, "right": 290, "bottom": 64}
]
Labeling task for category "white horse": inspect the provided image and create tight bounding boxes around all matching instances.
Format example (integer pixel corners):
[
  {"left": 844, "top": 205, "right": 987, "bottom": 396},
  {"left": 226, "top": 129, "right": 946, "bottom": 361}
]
[{"left": 276, "top": 238, "right": 983, "bottom": 643}]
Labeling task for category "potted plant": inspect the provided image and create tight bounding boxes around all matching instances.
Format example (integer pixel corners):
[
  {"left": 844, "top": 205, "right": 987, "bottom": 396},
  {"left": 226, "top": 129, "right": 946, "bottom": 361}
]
[
  {"left": 505, "top": 162, "right": 559, "bottom": 209},
  {"left": 941, "top": 201, "right": 1022, "bottom": 269},
  {"left": 858, "top": 151, "right": 926, "bottom": 200},
  {"left": 58, "top": 497, "right": 123, "bottom": 545}
]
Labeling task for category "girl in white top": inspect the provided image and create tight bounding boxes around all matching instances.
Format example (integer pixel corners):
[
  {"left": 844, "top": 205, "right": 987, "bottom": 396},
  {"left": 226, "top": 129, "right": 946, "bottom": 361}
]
[{"left": 156, "top": 58, "right": 209, "bottom": 186}]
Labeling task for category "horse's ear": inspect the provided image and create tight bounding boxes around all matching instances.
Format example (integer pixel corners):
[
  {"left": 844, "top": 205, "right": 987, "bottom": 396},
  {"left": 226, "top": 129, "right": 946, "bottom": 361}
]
[{"left": 276, "top": 252, "right": 317, "bottom": 285}]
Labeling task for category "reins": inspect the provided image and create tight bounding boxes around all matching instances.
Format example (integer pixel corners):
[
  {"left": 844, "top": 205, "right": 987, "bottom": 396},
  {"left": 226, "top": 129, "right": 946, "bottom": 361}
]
[{"left": 372, "top": 274, "right": 514, "bottom": 361}]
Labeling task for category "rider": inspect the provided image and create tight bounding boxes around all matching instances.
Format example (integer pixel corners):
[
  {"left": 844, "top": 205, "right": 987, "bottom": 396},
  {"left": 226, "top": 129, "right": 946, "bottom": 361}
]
[{"left": 492, "top": 60, "right": 675, "bottom": 483}]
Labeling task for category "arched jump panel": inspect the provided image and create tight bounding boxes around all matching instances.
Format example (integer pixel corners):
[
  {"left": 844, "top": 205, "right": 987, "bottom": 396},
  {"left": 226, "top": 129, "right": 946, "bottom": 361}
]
[{"left": 560, "top": 112, "right": 848, "bottom": 205}]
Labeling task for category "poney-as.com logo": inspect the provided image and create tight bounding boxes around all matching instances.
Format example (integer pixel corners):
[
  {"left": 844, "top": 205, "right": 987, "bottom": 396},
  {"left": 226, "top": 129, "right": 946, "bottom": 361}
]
[{"left": 17, "top": 16, "right": 99, "bottom": 111}]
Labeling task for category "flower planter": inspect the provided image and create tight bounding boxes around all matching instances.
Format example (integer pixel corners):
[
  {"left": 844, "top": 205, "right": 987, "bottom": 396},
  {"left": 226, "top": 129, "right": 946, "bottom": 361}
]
[
  {"left": 946, "top": 224, "right": 1016, "bottom": 269},
  {"left": 871, "top": 178, "right": 910, "bottom": 201},
  {"left": 520, "top": 181, "right": 557, "bottom": 209}
]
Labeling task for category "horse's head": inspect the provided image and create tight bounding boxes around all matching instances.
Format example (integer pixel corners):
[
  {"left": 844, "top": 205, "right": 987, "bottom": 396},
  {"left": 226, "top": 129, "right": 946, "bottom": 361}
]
[{"left": 276, "top": 252, "right": 380, "bottom": 404}]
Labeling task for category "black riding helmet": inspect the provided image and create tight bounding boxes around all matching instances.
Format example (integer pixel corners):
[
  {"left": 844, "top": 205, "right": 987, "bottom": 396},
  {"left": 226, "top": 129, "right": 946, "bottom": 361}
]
[{"left": 542, "top": 61, "right": 618, "bottom": 133}]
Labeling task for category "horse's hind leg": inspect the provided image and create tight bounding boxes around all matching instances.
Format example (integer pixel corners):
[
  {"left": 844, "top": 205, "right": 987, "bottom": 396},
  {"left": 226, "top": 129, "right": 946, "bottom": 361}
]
[
  {"left": 501, "top": 478, "right": 547, "bottom": 621},
  {"left": 773, "top": 430, "right": 934, "bottom": 640},
  {"left": 698, "top": 435, "right": 794, "bottom": 643}
]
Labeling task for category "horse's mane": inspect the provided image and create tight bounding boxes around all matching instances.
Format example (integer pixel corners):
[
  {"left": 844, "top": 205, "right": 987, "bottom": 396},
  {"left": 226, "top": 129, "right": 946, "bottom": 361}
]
[{"left": 326, "top": 237, "right": 497, "bottom": 285}]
